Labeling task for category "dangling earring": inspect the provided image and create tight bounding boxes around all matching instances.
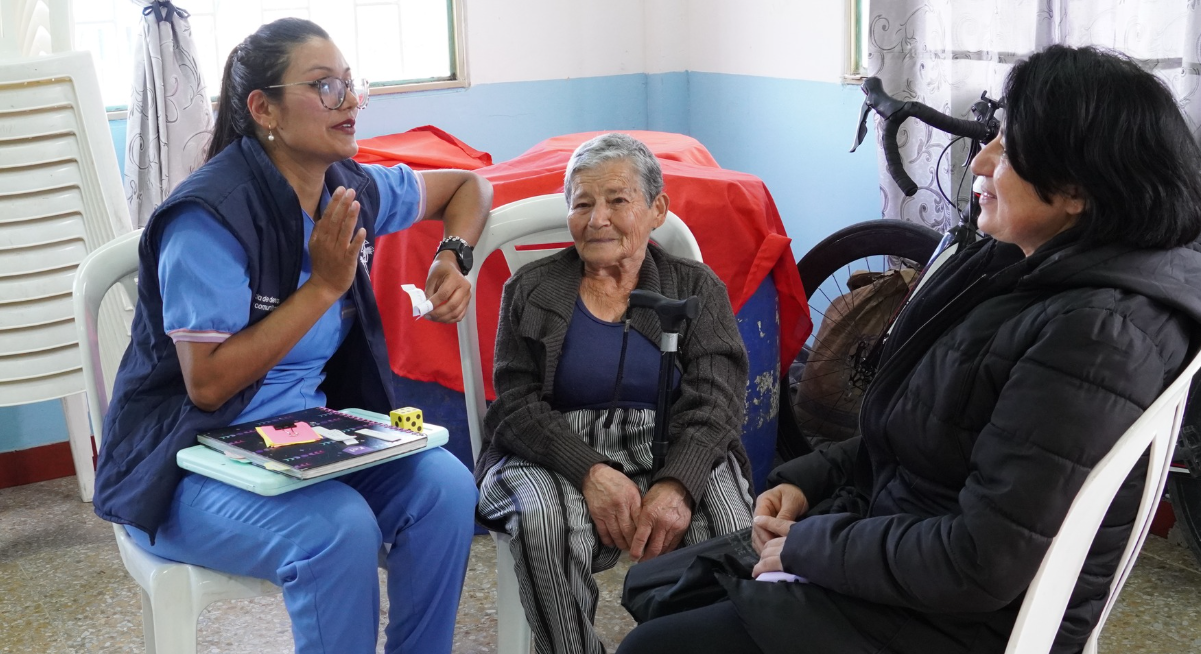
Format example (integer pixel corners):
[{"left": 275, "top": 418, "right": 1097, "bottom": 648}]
[{"left": 267, "top": 128, "right": 275, "bottom": 142}]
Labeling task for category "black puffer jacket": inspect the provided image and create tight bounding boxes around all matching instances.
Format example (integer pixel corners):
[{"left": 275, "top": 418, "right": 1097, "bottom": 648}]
[{"left": 774, "top": 230, "right": 1201, "bottom": 652}]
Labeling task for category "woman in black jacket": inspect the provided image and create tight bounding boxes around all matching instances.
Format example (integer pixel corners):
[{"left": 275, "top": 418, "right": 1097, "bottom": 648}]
[{"left": 618, "top": 45, "right": 1201, "bottom": 654}]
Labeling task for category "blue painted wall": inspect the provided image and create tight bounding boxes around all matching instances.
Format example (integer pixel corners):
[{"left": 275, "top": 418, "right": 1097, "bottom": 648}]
[
  {"left": 2, "top": 71, "right": 882, "bottom": 457},
  {"left": 0, "top": 402, "right": 70, "bottom": 453},
  {"left": 686, "top": 72, "right": 882, "bottom": 259}
]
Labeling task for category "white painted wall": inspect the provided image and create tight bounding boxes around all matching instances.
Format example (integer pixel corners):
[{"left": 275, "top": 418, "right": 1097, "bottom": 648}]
[
  {"left": 685, "top": 0, "right": 847, "bottom": 83},
  {"left": 465, "top": 0, "right": 650, "bottom": 84},
  {"left": 465, "top": 0, "right": 848, "bottom": 84},
  {"left": 644, "top": 0, "right": 689, "bottom": 73}
]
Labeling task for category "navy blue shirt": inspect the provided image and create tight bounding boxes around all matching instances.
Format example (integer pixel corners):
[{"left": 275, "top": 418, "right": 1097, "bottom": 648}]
[{"left": 553, "top": 298, "right": 680, "bottom": 411}]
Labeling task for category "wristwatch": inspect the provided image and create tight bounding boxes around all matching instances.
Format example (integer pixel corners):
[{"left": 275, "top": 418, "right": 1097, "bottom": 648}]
[{"left": 435, "top": 235, "right": 474, "bottom": 275}]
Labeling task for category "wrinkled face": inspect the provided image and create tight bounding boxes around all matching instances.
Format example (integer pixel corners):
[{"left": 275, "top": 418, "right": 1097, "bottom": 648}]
[
  {"left": 969, "top": 131, "right": 1083, "bottom": 256},
  {"left": 259, "top": 37, "right": 361, "bottom": 165},
  {"left": 568, "top": 159, "right": 667, "bottom": 270}
]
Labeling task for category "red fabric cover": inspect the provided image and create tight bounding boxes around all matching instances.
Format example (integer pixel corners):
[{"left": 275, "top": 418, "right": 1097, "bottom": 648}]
[
  {"left": 356, "top": 129, "right": 811, "bottom": 399},
  {"left": 355, "top": 125, "right": 492, "bottom": 170}
]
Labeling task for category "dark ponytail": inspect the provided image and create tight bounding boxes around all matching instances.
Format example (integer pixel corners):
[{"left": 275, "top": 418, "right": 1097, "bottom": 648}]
[{"left": 206, "top": 18, "right": 330, "bottom": 161}]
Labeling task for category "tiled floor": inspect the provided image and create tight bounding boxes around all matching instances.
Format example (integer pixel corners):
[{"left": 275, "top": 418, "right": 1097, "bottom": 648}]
[{"left": 2, "top": 476, "right": 1199, "bottom": 653}]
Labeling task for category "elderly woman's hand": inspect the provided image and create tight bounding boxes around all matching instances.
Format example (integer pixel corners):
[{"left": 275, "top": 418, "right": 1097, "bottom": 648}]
[
  {"left": 423, "top": 253, "right": 471, "bottom": 323},
  {"left": 630, "top": 480, "right": 692, "bottom": 561},
  {"left": 583, "top": 463, "right": 643, "bottom": 551}
]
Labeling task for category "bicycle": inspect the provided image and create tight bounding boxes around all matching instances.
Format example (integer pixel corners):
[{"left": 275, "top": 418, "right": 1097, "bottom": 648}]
[
  {"left": 778, "top": 75, "right": 1201, "bottom": 567},
  {"left": 779, "top": 77, "right": 999, "bottom": 459}
]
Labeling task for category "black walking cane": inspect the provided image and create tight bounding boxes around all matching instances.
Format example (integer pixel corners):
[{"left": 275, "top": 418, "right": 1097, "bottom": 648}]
[{"left": 629, "top": 289, "right": 700, "bottom": 475}]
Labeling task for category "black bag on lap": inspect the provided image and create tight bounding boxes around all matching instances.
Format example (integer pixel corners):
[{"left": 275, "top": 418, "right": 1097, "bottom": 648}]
[
  {"left": 621, "top": 483, "right": 870, "bottom": 624},
  {"left": 620, "top": 527, "right": 759, "bottom": 623}
]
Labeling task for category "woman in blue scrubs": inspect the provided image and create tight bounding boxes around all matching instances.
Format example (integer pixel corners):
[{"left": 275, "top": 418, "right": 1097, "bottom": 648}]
[{"left": 93, "top": 18, "right": 490, "bottom": 654}]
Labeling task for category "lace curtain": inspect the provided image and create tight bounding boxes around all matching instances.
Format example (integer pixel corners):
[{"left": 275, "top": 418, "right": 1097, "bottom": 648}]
[
  {"left": 124, "top": 0, "right": 212, "bottom": 228},
  {"left": 867, "top": 0, "right": 1201, "bottom": 229}
]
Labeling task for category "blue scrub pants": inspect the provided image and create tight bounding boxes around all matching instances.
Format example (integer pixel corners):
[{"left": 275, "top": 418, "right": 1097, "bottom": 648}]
[{"left": 127, "top": 448, "right": 477, "bottom": 654}]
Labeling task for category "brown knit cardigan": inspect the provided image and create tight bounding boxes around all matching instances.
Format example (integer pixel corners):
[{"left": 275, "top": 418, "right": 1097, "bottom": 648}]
[{"left": 475, "top": 243, "right": 752, "bottom": 504}]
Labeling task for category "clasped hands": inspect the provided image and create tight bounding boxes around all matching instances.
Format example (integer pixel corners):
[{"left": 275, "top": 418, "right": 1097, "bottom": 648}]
[
  {"left": 308, "top": 186, "right": 470, "bottom": 323},
  {"left": 583, "top": 464, "right": 810, "bottom": 576},
  {"left": 583, "top": 463, "right": 692, "bottom": 562},
  {"left": 750, "top": 482, "right": 808, "bottom": 578}
]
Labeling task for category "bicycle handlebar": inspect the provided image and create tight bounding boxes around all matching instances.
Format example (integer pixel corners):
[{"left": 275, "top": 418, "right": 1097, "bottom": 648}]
[{"left": 857, "top": 77, "right": 996, "bottom": 197}]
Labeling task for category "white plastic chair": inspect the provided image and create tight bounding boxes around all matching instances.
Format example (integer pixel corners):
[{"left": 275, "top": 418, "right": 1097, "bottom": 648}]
[
  {"left": 456, "top": 193, "right": 703, "bottom": 654},
  {"left": 0, "top": 0, "right": 74, "bottom": 59},
  {"left": 0, "top": 49, "right": 133, "bottom": 502},
  {"left": 1004, "top": 348, "right": 1201, "bottom": 653},
  {"left": 74, "top": 225, "right": 399, "bottom": 653},
  {"left": 72, "top": 229, "right": 281, "bottom": 654}
]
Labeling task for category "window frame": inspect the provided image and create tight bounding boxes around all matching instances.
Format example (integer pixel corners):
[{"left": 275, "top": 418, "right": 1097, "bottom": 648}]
[
  {"left": 843, "top": 0, "right": 868, "bottom": 84},
  {"left": 97, "top": 0, "right": 468, "bottom": 120}
]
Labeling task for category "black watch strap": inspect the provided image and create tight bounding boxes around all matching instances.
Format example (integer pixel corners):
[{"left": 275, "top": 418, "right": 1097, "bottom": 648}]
[{"left": 436, "top": 236, "right": 474, "bottom": 274}]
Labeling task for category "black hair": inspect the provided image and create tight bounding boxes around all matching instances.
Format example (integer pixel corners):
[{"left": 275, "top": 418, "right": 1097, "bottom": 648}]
[
  {"left": 206, "top": 18, "right": 330, "bottom": 161},
  {"left": 1003, "top": 45, "right": 1201, "bottom": 249}
]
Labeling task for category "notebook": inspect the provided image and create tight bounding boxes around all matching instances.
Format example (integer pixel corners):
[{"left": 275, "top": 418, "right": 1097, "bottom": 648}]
[
  {"left": 177, "top": 410, "right": 448, "bottom": 496},
  {"left": 196, "top": 406, "right": 427, "bottom": 480}
]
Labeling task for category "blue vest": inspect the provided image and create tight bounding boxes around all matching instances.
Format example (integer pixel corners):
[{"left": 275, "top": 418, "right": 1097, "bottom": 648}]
[{"left": 94, "top": 137, "right": 396, "bottom": 541}]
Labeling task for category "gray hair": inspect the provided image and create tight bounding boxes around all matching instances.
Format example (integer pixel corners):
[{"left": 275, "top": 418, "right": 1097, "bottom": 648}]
[{"left": 564, "top": 133, "right": 664, "bottom": 207}]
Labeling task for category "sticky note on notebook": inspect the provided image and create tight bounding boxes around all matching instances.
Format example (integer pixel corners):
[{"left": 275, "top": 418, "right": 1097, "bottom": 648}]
[
  {"left": 256, "top": 422, "right": 322, "bottom": 447},
  {"left": 312, "top": 426, "right": 354, "bottom": 443}
]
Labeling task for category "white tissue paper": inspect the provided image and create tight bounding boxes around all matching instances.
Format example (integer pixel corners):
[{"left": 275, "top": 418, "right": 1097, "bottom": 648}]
[{"left": 400, "top": 284, "right": 434, "bottom": 318}]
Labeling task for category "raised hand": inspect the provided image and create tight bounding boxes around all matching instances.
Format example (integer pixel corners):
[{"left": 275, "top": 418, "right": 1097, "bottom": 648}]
[{"left": 308, "top": 187, "right": 366, "bottom": 301}]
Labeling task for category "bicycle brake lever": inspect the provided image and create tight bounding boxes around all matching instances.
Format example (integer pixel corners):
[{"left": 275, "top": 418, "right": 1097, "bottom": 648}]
[{"left": 850, "top": 101, "right": 871, "bottom": 153}]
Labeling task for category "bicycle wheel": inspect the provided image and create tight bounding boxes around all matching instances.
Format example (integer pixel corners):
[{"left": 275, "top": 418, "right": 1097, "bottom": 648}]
[
  {"left": 779, "top": 220, "right": 942, "bottom": 461},
  {"left": 1168, "top": 472, "right": 1201, "bottom": 567}
]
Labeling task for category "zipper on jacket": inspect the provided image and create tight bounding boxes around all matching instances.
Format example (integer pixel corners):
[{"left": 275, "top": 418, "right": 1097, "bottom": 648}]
[
  {"left": 855, "top": 272, "right": 993, "bottom": 510},
  {"left": 867, "top": 274, "right": 993, "bottom": 403}
]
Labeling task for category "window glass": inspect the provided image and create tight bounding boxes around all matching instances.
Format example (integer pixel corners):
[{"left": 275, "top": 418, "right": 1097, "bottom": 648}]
[{"left": 73, "top": 0, "right": 459, "bottom": 111}]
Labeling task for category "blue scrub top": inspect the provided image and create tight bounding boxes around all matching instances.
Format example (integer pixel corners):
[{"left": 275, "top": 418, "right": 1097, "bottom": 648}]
[{"left": 158, "top": 164, "right": 425, "bottom": 423}]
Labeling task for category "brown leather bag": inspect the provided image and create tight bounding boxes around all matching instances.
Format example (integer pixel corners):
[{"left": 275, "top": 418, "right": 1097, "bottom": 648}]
[{"left": 791, "top": 268, "right": 915, "bottom": 450}]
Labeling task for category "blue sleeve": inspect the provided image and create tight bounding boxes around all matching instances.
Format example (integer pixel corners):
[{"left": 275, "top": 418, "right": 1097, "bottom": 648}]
[
  {"left": 364, "top": 163, "right": 426, "bottom": 236},
  {"left": 158, "top": 204, "right": 251, "bottom": 343}
]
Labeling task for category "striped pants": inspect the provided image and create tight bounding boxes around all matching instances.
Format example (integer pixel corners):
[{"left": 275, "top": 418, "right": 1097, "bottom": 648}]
[{"left": 478, "top": 408, "right": 754, "bottom": 654}]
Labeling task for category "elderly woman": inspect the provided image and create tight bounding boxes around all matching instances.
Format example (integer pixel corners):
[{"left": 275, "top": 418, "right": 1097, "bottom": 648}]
[
  {"left": 476, "top": 132, "right": 756, "bottom": 654},
  {"left": 94, "top": 18, "right": 489, "bottom": 654},
  {"left": 618, "top": 46, "right": 1201, "bottom": 654}
]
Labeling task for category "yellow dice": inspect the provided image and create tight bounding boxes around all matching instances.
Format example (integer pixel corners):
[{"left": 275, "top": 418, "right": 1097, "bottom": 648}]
[{"left": 390, "top": 407, "right": 423, "bottom": 432}]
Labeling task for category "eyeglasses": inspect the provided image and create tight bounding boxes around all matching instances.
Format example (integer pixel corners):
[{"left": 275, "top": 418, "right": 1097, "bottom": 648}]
[{"left": 263, "top": 76, "right": 370, "bottom": 110}]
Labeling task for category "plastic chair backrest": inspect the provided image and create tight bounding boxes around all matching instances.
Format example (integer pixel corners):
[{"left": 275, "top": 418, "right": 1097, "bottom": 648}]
[
  {"left": 1004, "top": 347, "right": 1201, "bottom": 654},
  {"left": 71, "top": 229, "right": 140, "bottom": 443},
  {"left": 0, "top": 50, "right": 132, "bottom": 406},
  {"left": 0, "top": 0, "right": 73, "bottom": 59},
  {"left": 455, "top": 193, "right": 703, "bottom": 463}
]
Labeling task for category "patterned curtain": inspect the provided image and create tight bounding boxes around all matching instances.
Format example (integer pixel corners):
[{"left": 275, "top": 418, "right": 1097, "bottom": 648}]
[
  {"left": 867, "top": 0, "right": 1201, "bottom": 230},
  {"left": 123, "top": 0, "right": 212, "bottom": 228}
]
